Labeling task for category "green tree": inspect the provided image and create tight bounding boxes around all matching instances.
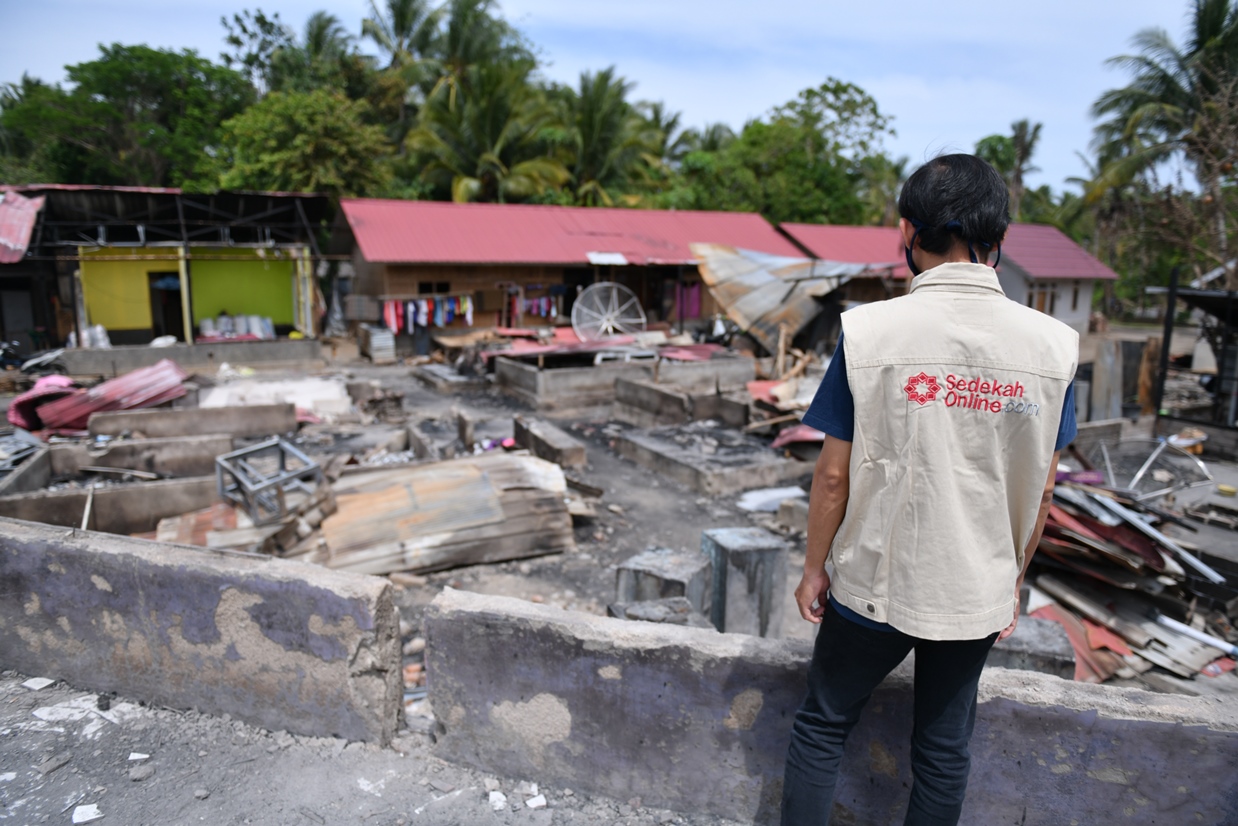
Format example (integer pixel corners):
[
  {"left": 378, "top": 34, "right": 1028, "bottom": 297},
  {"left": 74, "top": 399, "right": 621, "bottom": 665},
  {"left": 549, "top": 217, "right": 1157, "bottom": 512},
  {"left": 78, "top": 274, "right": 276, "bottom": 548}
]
[
  {"left": 0, "top": 45, "right": 252, "bottom": 187},
  {"left": 1092, "top": 0, "right": 1238, "bottom": 284},
  {"left": 856, "top": 154, "right": 909, "bottom": 226},
  {"left": 219, "top": 89, "right": 392, "bottom": 197},
  {"left": 221, "top": 9, "right": 295, "bottom": 96},
  {"left": 559, "top": 67, "right": 660, "bottom": 205},
  {"left": 407, "top": 60, "right": 567, "bottom": 202}
]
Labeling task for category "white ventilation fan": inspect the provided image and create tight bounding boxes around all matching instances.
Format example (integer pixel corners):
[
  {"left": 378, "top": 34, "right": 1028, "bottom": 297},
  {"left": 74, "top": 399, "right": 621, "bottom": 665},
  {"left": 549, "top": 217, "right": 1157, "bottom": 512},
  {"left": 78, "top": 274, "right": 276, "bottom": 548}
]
[{"left": 571, "top": 281, "right": 647, "bottom": 341}]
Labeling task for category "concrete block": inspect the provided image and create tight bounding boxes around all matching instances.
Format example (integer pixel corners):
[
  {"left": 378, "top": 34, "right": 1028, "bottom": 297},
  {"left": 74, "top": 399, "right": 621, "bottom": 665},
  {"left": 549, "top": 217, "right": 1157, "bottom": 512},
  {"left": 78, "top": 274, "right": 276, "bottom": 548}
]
[
  {"left": 776, "top": 497, "right": 810, "bottom": 533},
  {"left": 512, "top": 416, "right": 587, "bottom": 468},
  {"left": 425, "top": 589, "right": 1238, "bottom": 826},
  {"left": 406, "top": 424, "right": 438, "bottom": 460},
  {"left": 613, "top": 379, "right": 691, "bottom": 426},
  {"left": 60, "top": 339, "right": 325, "bottom": 377},
  {"left": 988, "top": 617, "right": 1075, "bottom": 679},
  {"left": 48, "top": 435, "right": 234, "bottom": 479},
  {"left": 702, "top": 527, "right": 787, "bottom": 638},
  {"left": 88, "top": 404, "right": 297, "bottom": 439},
  {"left": 615, "top": 426, "right": 805, "bottom": 495},
  {"left": 456, "top": 408, "right": 475, "bottom": 450},
  {"left": 607, "top": 596, "right": 714, "bottom": 628},
  {"left": 0, "top": 517, "right": 402, "bottom": 744},
  {"left": 689, "top": 393, "right": 749, "bottom": 428},
  {"left": 0, "top": 445, "right": 50, "bottom": 496},
  {"left": 615, "top": 547, "right": 711, "bottom": 615},
  {"left": 0, "top": 477, "right": 219, "bottom": 534}
]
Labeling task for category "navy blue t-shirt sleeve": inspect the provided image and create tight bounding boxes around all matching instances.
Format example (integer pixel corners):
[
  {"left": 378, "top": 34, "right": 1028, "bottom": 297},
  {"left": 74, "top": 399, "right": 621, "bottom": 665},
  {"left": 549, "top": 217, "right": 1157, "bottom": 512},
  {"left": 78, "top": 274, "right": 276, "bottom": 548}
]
[
  {"left": 1055, "top": 381, "right": 1078, "bottom": 451},
  {"left": 802, "top": 336, "right": 855, "bottom": 442}
]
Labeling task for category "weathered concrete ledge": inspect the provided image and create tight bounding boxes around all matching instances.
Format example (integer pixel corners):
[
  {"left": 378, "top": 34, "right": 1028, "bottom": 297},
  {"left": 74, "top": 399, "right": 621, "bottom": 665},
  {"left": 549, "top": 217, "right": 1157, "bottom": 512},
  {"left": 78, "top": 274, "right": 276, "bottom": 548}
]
[
  {"left": 425, "top": 589, "right": 1238, "bottom": 825},
  {"left": 48, "top": 434, "right": 234, "bottom": 479},
  {"left": 89, "top": 404, "right": 297, "bottom": 439},
  {"left": 0, "top": 476, "right": 219, "bottom": 534},
  {"left": 0, "top": 517, "right": 401, "bottom": 744},
  {"left": 61, "top": 340, "right": 325, "bottom": 377},
  {"left": 513, "top": 415, "right": 587, "bottom": 468}
]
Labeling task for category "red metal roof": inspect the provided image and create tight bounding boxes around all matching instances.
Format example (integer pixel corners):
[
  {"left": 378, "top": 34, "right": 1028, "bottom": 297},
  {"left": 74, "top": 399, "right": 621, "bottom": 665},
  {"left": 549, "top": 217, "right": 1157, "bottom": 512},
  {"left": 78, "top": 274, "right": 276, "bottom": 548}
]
[
  {"left": 781, "top": 222, "right": 1118, "bottom": 281},
  {"left": 999, "top": 223, "right": 1118, "bottom": 280},
  {"left": 340, "top": 199, "right": 803, "bottom": 265},
  {"left": 0, "top": 191, "right": 45, "bottom": 264},
  {"left": 779, "top": 224, "right": 909, "bottom": 277}
]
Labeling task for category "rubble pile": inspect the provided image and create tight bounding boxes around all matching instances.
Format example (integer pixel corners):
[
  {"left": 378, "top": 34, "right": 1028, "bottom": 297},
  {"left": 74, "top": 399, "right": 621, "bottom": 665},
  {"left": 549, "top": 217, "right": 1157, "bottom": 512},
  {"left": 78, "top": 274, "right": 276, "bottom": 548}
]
[{"left": 1029, "top": 445, "right": 1237, "bottom": 685}]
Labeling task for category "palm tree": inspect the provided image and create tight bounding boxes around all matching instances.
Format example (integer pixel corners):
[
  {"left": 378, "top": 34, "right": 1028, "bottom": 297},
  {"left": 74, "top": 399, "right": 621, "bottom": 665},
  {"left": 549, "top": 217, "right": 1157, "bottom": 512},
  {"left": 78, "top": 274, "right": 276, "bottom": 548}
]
[
  {"left": 857, "top": 154, "right": 909, "bottom": 226},
  {"left": 361, "top": 0, "right": 441, "bottom": 69},
  {"left": 1092, "top": 0, "right": 1238, "bottom": 283},
  {"left": 420, "top": 0, "right": 531, "bottom": 105},
  {"left": 637, "top": 101, "right": 689, "bottom": 165},
  {"left": 407, "top": 60, "right": 568, "bottom": 202},
  {"left": 562, "top": 67, "right": 659, "bottom": 206},
  {"left": 1010, "top": 119, "right": 1042, "bottom": 220}
]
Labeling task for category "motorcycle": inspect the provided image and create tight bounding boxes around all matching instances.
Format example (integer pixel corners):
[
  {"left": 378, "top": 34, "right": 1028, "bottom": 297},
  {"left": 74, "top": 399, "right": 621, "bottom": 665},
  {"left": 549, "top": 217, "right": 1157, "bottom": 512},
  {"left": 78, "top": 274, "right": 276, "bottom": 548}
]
[{"left": 0, "top": 341, "right": 68, "bottom": 375}]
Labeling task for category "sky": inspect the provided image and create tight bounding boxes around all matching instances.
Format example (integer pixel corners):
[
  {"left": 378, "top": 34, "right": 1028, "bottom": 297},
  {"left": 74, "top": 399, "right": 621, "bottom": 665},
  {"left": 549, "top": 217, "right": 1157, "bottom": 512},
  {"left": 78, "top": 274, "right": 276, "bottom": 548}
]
[{"left": 0, "top": 0, "right": 1193, "bottom": 193}]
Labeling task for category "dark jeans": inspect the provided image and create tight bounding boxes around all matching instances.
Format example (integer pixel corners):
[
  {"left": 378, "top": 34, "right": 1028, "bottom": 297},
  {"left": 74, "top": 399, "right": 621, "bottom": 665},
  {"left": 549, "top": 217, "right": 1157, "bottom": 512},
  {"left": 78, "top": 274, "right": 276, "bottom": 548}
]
[{"left": 781, "top": 604, "right": 997, "bottom": 826}]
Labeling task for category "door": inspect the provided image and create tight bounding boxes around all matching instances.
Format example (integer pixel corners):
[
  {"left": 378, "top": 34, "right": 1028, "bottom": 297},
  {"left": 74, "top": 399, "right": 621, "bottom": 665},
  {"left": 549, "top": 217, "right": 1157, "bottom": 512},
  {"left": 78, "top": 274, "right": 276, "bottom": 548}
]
[{"left": 148, "top": 272, "right": 184, "bottom": 341}]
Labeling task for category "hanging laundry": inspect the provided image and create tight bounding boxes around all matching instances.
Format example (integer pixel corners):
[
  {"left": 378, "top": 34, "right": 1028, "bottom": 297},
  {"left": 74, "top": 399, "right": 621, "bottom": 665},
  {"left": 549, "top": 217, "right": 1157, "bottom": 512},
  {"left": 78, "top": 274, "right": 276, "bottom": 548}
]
[
  {"left": 462, "top": 295, "right": 473, "bottom": 326},
  {"left": 405, "top": 300, "right": 416, "bottom": 331},
  {"left": 383, "top": 300, "right": 403, "bottom": 333},
  {"left": 434, "top": 299, "right": 445, "bottom": 327}
]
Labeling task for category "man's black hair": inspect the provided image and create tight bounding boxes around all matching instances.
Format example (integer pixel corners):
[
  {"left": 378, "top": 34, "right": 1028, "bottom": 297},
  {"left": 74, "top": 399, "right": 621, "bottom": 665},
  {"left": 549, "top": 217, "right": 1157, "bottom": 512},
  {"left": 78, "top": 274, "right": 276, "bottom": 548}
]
[{"left": 898, "top": 154, "right": 1009, "bottom": 255}]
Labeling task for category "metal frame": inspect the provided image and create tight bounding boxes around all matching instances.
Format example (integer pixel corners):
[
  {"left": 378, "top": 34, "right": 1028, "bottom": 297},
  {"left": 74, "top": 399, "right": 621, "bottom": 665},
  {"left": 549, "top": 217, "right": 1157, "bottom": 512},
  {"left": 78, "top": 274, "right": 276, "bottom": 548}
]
[{"left": 215, "top": 438, "right": 323, "bottom": 526}]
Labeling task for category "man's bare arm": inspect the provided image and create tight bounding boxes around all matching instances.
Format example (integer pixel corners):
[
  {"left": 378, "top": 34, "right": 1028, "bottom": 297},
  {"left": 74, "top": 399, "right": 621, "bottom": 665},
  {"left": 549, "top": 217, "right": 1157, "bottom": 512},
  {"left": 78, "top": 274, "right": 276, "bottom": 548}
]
[
  {"left": 998, "top": 450, "right": 1060, "bottom": 641},
  {"left": 794, "top": 435, "right": 852, "bottom": 624}
]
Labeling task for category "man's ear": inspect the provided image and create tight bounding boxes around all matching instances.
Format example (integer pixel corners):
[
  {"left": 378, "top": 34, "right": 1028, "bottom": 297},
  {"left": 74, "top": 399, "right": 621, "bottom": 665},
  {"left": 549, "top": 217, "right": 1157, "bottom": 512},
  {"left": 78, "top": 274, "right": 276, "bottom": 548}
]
[{"left": 898, "top": 217, "right": 916, "bottom": 248}]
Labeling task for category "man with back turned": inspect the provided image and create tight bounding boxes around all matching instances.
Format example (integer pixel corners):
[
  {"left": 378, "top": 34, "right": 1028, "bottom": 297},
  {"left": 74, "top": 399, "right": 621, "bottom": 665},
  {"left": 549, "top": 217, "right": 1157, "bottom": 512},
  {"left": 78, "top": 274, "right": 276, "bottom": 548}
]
[{"left": 781, "top": 154, "right": 1079, "bottom": 825}]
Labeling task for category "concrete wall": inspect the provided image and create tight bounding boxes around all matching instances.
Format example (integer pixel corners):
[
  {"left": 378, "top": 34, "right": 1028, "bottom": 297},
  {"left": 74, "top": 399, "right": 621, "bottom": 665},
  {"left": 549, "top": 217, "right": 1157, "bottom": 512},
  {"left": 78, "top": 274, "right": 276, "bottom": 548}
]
[
  {"left": 0, "top": 446, "right": 50, "bottom": 496},
  {"left": 425, "top": 589, "right": 1238, "bottom": 826},
  {"left": 0, "top": 476, "right": 219, "bottom": 534},
  {"left": 48, "top": 435, "right": 234, "bottom": 479},
  {"left": 657, "top": 356, "right": 756, "bottom": 391},
  {"left": 61, "top": 339, "right": 324, "bottom": 377},
  {"left": 0, "top": 517, "right": 402, "bottom": 744},
  {"left": 88, "top": 404, "right": 297, "bottom": 439}
]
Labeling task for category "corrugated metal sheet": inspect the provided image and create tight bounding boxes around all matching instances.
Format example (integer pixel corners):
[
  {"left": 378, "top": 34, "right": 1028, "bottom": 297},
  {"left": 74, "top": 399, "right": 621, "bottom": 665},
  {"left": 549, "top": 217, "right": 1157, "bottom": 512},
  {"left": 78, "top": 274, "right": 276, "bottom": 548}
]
[
  {"left": 36, "top": 359, "right": 188, "bottom": 431},
  {"left": 782, "top": 222, "right": 1119, "bottom": 282},
  {"left": 0, "top": 191, "right": 45, "bottom": 264},
  {"left": 340, "top": 199, "right": 803, "bottom": 265},
  {"left": 691, "top": 243, "right": 885, "bottom": 354}
]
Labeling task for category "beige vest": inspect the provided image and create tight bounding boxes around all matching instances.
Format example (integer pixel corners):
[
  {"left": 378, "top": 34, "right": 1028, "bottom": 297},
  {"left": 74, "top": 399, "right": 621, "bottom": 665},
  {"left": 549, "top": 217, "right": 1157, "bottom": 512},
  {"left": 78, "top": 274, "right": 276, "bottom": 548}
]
[{"left": 833, "top": 262, "right": 1078, "bottom": 640}]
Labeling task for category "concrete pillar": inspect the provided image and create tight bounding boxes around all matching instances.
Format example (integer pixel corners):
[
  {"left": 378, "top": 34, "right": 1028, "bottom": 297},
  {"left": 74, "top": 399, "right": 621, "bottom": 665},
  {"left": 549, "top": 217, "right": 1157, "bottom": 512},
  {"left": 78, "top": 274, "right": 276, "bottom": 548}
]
[
  {"left": 615, "top": 547, "right": 711, "bottom": 616},
  {"left": 456, "top": 408, "right": 475, "bottom": 451},
  {"left": 701, "top": 527, "right": 787, "bottom": 638}
]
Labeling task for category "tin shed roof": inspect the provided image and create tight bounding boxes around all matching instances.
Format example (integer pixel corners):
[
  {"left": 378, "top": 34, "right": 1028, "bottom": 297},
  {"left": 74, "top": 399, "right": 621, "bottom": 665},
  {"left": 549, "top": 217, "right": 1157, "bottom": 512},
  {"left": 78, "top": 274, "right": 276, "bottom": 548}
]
[{"left": 339, "top": 199, "right": 803, "bottom": 265}]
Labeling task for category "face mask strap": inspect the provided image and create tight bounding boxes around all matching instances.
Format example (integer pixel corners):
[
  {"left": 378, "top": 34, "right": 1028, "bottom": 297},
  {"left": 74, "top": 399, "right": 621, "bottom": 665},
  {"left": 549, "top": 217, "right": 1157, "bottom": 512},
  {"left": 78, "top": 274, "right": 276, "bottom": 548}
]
[{"left": 904, "top": 218, "right": 926, "bottom": 277}]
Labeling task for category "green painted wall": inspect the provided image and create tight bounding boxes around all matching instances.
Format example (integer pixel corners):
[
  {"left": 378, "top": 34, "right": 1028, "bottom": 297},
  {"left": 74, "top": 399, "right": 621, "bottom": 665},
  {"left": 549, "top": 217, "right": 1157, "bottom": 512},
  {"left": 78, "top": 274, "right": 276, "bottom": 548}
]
[{"left": 188, "top": 247, "right": 296, "bottom": 325}]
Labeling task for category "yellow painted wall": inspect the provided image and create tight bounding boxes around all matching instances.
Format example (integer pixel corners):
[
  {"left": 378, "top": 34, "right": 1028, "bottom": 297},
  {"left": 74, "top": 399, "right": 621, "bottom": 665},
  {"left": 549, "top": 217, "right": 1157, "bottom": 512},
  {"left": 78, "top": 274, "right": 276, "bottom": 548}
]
[
  {"left": 79, "top": 247, "right": 159, "bottom": 331},
  {"left": 189, "top": 247, "right": 296, "bottom": 325},
  {"left": 79, "top": 246, "right": 302, "bottom": 333}
]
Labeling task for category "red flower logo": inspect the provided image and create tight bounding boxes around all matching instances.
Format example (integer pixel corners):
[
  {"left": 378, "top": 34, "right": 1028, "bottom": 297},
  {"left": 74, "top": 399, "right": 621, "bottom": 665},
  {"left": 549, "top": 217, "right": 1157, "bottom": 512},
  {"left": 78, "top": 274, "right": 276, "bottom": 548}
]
[{"left": 904, "top": 372, "right": 941, "bottom": 405}]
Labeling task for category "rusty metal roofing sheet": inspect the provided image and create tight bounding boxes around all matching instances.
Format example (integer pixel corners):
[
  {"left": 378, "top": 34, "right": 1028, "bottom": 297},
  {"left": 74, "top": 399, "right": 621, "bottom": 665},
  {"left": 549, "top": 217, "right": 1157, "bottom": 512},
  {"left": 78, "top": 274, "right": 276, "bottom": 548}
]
[
  {"left": 0, "top": 191, "right": 44, "bottom": 264},
  {"left": 691, "top": 243, "right": 888, "bottom": 354},
  {"left": 340, "top": 199, "right": 803, "bottom": 265},
  {"left": 36, "top": 359, "right": 188, "bottom": 431}
]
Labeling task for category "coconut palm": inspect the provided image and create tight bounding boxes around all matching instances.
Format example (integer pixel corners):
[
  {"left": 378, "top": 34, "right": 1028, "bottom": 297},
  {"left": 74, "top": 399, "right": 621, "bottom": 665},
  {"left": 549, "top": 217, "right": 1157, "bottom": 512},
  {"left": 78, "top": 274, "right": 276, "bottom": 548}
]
[
  {"left": 561, "top": 67, "right": 660, "bottom": 206},
  {"left": 407, "top": 60, "right": 568, "bottom": 202},
  {"left": 1092, "top": 0, "right": 1238, "bottom": 280},
  {"left": 637, "top": 100, "right": 690, "bottom": 165},
  {"left": 1010, "top": 119, "right": 1042, "bottom": 220},
  {"left": 362, "top": 0, "right": 441, "bottom": 69}
]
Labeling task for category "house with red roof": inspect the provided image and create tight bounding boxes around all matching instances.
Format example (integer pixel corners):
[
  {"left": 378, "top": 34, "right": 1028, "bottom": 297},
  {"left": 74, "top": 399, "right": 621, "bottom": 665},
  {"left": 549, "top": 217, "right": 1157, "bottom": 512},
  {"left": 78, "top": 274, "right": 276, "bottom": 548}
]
[
  {"left": 336, "top": 199, "right": 803, "bottom": 337},
  {"left": 780, "top": 222, "right": 1118, "bottom": 334}
]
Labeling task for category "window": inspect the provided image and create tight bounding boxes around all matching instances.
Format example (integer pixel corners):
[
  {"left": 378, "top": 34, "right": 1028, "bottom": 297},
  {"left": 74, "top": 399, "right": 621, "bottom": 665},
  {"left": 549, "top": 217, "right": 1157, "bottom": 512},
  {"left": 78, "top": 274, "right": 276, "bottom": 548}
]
[
  {"left": 1028, "top": 283, "right": 1057, "bottom": 316},
  {"left": 1071, "top": 281, "right": 1080, "bottom": 312}
]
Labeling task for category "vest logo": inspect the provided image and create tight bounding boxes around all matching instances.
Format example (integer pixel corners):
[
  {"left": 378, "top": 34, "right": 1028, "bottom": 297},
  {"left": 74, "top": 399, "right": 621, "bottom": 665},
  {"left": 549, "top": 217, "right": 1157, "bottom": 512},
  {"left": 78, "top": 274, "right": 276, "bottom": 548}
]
[{"left": 904, "top": 372, "right": 941, "bottom": 405}]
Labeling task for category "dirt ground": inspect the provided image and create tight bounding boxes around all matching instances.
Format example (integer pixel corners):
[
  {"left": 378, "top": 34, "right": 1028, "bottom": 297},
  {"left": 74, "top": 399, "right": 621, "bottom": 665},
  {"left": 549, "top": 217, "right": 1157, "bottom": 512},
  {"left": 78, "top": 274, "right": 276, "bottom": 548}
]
[{"left": 0, "top": 362, "right": 815, "bottom": 826}]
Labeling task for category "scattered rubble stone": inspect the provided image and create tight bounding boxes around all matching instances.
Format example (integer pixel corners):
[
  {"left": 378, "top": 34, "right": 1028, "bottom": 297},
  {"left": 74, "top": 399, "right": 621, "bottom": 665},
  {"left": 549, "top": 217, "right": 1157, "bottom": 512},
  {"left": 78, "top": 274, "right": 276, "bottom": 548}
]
[{"left": 128, "top": 763, "right": 155, "bottom": 782}]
